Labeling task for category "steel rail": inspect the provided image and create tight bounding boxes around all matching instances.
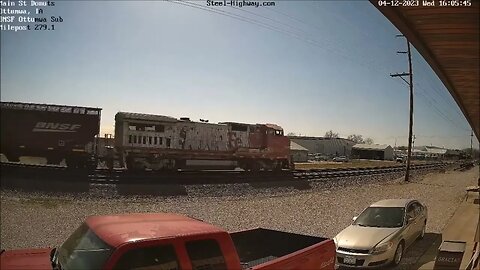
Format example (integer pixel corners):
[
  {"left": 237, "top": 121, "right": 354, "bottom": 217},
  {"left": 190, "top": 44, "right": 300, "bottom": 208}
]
[{"left": 0, "top": 161, "right": 452, "bottom": 186}]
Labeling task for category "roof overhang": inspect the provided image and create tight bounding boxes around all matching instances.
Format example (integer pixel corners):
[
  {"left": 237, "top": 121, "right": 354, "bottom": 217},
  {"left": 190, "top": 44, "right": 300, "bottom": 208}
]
[{"left": 370, "top": 1, "right": 479, "bottom": 139}]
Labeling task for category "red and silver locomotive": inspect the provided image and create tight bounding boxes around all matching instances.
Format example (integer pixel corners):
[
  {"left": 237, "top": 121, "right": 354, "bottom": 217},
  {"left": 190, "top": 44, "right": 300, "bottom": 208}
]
[{"left": 114, "top": 112, "right": 291, "bottom": 171}]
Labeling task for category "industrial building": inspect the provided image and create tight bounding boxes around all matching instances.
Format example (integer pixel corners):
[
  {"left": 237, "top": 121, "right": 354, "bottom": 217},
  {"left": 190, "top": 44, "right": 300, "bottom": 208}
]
[
  {"left": 351, "top": 144, "right": 394, "bottom": 160},
  {"left": 289, "top": 136, "right": 355, "bottom": 158},
  {"left": 290, "top": 141, "right": 309, "bottom": 162},
  {"left": 412, "top": 146, "right": 448, "bottom": 160}
]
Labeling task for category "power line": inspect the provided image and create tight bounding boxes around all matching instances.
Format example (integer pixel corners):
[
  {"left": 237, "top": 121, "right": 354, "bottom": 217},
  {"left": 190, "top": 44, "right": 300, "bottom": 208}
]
[
  {"left": 412, "top": 57, "right": 465, "bottom": 118},
  {"left": 226, "top": 5, "right": 310, "bottom": 35},
  {"left": 170, "top": 1, "right": 472, "bottom": 135},
  {"left": 395, "top": 77, "right": 469, "bottom": 132},
  {"left": 414, "top": 82, "right": 466, "bottom": 120},
  {"left": 392, "top": 67, "right": 469, "bottom": 132},
  {"left": 415, "top": 89, "right": 470, "bottom": 131},
  {"left": 172, "top": 1, "right": 397, "bottom": 76}
]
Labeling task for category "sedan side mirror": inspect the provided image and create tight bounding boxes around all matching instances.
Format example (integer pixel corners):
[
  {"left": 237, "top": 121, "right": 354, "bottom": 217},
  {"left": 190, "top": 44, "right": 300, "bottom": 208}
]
[{"left": 352, "top": 216, "right": 358, "bottom": 222}]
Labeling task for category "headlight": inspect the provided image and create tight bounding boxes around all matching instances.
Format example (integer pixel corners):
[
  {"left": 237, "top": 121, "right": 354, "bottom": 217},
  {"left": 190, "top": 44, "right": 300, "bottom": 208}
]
[{"left": 371, "top": 241, "right": 394, "bottom": 254}]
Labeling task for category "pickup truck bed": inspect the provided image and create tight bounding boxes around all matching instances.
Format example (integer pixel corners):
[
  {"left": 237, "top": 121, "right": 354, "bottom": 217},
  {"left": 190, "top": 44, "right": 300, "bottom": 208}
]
[{"left": 231, "top": 228, "right": 329, "bottom": 269}]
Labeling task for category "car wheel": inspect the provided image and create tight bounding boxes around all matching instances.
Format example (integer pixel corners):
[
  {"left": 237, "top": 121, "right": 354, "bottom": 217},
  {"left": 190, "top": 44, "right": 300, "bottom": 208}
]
[
  {"left": 418, "top": 222, "right": 426, "bottom": 240},
  {"left": 392, "top": 242, "right": 404, "bottom": 266}
]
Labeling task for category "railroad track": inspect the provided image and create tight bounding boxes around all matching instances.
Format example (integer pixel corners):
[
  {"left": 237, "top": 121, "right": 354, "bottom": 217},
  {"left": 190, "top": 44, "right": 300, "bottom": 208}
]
[{"left": 0, "top": 161, "right": 451, "bottom": 186}]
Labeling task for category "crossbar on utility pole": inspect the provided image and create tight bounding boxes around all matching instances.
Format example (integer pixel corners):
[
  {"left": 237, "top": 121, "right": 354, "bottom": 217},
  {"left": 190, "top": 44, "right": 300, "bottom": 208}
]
[
  {"left": 391, "top": 35, "right": 414, "bottom": 182},
  {"left": 390, "top": 73, "right": 410, "bottom": 77}
]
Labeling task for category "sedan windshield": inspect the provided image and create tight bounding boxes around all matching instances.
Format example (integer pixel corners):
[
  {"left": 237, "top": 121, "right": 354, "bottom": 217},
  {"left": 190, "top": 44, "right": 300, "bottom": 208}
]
[
  {"left": 354, "top": 207, "right": 404, "bottom": 228},
  {"left": 57, "top": 223, "right": 113, "bottom": 270}
]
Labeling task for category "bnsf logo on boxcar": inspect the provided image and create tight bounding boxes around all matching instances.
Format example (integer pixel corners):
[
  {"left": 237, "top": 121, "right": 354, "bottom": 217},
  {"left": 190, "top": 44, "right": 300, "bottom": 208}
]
[{"left": 32, "top": 122, "right": 81, "bottom": 132}]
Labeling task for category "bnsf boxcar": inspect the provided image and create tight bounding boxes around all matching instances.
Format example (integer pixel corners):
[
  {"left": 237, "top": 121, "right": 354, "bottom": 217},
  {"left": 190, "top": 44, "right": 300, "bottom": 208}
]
[
  {"left": 114, "top": 112, "right": 291, "bottom": 171},
  {"left": 0, "top": 102, "right": 101, "bottom": 168}
]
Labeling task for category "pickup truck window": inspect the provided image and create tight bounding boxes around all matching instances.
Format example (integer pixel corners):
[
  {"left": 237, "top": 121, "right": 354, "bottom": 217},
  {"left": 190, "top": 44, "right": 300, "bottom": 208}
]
[
  {"left": 185, "top": 239, "right": 227, "bottom": 270},
  {"left": 113, "top": 244, "right": 180, "bottom": 270},
  {"left": 57, "top": 223, "right": 113, "bottom": 270}
]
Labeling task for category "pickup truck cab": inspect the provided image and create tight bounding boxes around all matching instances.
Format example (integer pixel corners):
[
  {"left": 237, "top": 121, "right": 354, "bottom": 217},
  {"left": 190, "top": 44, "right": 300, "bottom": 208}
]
[{"left": 1, "top": 213, "right": 335, "bottom": 270}]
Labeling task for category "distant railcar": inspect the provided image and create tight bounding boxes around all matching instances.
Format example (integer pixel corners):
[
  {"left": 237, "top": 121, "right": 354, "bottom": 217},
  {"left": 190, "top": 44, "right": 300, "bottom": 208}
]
[
  {"left": 0, "top": 102, "right": 101, "bottom": 169},
  {"left": 114, "top": 112, "right": 291, "bottom": 171}
]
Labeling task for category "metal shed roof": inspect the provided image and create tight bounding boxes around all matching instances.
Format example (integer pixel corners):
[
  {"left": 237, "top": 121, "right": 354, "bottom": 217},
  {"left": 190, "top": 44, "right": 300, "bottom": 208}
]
[
  {"left": 353, "top": 144, "right": 392, "bottom": 150},
  {"left": 290, "top": 141, "right": 309, "bottom": 151},
  {"left": 370, "top": 1, "right": 479, "bottom": 139}
]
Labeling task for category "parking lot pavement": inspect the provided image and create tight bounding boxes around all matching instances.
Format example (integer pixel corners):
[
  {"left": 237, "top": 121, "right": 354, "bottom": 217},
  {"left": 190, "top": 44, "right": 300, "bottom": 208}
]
[{"left": 414, "top": 188, "right": 479, "bottom": 270}]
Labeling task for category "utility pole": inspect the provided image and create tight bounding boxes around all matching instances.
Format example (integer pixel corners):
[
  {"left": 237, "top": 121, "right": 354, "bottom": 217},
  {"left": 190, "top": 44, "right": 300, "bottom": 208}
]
[{"left": 391, "top": 34, "right": 414, "bottom": 182}]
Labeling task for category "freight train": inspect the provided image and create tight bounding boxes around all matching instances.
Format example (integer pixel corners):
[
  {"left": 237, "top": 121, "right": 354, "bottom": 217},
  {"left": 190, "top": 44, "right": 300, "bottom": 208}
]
[{"left": 0, "top": 102, "right": 291, "bottom": 171}]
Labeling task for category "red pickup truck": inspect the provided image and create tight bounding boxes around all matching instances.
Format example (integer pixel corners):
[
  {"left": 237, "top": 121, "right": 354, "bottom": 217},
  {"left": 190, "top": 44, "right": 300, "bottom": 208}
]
[{"left": 0, "top": 213, "right": 335, "bottom": 270}]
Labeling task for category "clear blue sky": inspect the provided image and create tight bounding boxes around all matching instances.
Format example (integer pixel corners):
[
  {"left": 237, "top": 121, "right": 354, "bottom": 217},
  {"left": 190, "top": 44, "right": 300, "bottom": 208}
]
[{"left": 1, "top": 0, "right": 478, "bottom": 150}]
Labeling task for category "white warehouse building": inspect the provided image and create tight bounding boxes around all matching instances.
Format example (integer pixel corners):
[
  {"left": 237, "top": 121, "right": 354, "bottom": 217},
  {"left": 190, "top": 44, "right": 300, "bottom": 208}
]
[{"left": 288, "top": 136, "right": 356, "bottom": 157}]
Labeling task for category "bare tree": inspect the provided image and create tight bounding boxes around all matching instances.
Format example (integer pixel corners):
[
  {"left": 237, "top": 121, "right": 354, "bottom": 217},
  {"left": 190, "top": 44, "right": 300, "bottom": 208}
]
[
  {"left": 347, "top": 134, "right": 364, "bottom": 144},
  {"left": 364, "top": 137, "right": 374, "bottom": 145},
  {"left": 286, "top": 132, "right": 297, "bottom": 136},
  {"left": 324, "top": 130, "right": 339, "bottom": 138}
]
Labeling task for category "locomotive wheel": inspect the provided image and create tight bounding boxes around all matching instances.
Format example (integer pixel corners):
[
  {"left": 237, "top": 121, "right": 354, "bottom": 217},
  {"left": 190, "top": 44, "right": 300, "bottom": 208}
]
[
  {"left": 66, "top": 157, "right": 78, "bottom": 169},
  {"left": 165, "top": 159, "right": 176, "bottom": 171},
  {"left": 264, "top": 160, "right": 276, "bottom": 171},
  {"left": 47, "top": 156, "right": 63, "bottom": 165},
  {"left": 175, "top": 159, "right": 186, "bottom": 170},
  {"left": 4, "top": 152, "right": 20, "bottom": 162},
  {"left": 274, "top": 161, "right": 283, "bottom": 172},
  {"left": 238, "top": 161, "right": 248, "bottom": 171},
  {"left": 250, "top": 161, "right": 260, "bottom": 172}
]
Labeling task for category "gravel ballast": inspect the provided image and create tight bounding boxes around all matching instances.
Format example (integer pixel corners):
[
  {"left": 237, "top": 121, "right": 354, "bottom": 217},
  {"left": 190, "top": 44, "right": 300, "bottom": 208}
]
[{"left": 1, "top": 166, "right": 478, "bottom": 269}]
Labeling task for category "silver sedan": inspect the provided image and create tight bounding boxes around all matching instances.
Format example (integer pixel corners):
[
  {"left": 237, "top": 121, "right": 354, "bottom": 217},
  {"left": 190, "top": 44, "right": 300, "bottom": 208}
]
[{"left": 334, "top": 199, "right": 428, "bottom": 268}]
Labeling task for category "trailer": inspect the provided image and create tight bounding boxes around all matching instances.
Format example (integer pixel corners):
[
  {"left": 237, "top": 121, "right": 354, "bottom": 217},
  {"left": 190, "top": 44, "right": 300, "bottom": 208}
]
[{"left": 0, "top": 102, "right": 101, "bottom": 169}]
